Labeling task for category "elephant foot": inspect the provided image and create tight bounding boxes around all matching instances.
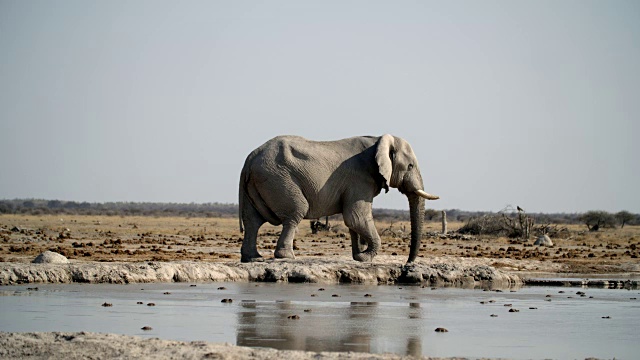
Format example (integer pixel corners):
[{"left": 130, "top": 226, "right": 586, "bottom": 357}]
[
  {"left": 241, "top": 252, "right": 264, "bottom": 263},
  {"left": 353, "top": 251, "right": 376, "bottom": 262},
  {"left": 274, "top": 248, "right": 295, "bottom": 259}
]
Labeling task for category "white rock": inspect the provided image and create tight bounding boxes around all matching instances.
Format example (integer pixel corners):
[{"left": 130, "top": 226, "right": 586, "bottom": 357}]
[
  {"left": 32, "top": 251, "right": 70, "bottom": 264},
  {"left": 534, "top": 235, "right": 553, "bottom": 247}
]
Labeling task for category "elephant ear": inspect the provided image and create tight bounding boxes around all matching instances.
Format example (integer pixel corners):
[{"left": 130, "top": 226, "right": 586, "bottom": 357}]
[{"left": 375, "top": 134, "right": 395, "bottom": 193}]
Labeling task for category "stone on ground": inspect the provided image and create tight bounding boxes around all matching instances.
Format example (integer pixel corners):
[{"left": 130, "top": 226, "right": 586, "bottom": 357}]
[{"left": 32, "top": 251, "right": 70, "bottom": 264}]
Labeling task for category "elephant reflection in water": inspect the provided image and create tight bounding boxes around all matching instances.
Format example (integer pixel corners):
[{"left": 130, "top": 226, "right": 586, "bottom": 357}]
[{"left": 236, "top": 299, "right": 424, "bottom": 356}]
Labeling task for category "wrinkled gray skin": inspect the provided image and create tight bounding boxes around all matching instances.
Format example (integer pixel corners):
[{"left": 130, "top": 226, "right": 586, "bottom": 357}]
[{"left": 239, "top": 134, "right": 438, "bottom": 264}]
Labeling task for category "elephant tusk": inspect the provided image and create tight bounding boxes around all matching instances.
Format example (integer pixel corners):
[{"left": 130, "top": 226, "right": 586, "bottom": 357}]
[{"left": 415, "top": 190, "right": 439, "bottom": 200}]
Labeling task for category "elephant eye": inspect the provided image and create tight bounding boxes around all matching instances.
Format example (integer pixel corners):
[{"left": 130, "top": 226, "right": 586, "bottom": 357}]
[{"left": 408, "top": 164, "right": 414, "bottom": 170}]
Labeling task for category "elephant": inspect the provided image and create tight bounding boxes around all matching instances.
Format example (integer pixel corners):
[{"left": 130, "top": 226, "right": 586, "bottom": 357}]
[{"left": 238, "top": 134, "right": 439, "bottom": 264}]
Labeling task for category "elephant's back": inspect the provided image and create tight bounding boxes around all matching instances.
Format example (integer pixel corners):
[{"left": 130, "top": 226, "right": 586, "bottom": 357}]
[
  {"left": 250, "top": 136, "right": 324, "bottom": 165},
  {"left": 245, "top": 135, "right": 379, "bottom": 179},
  {"left": 248, "top": 135, "right": 309, "bottom": 167},
  {"left": 257, "top": 135, "right": 378, "bottom": 159}
]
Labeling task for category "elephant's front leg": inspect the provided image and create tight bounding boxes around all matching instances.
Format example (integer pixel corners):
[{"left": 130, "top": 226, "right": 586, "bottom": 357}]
[
  {"left": 344, "top": 201, "right": 381, "bottom": 262},
  {"left": 350, "top": 229, "right": 367, "bottom": 259},
  {"left": 274, "top": 220, "right": 298, "bottom": 259}
]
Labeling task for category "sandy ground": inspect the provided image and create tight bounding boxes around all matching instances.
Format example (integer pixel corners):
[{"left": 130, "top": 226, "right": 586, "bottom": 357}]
[
  {"left": 1, "top": 214, "right": 638, "bottom": 359},
  {"left": 0, "top": 332, "right": 465, "bottom": 360},
  {"left": 1, "top": 215, "right": 638, "bottom": 274}
]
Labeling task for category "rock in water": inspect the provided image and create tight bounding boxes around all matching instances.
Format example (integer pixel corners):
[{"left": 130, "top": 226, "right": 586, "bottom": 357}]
[
  {"left": 32, "top": 251, "right": 70, "bottom": 264},
  {"left": 534, "top": 235, "right": 553, "bottom": 247}
]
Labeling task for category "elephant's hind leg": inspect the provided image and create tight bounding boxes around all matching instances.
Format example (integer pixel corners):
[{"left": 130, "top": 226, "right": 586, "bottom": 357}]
[
  {"left": 241, "top": 224, "right": 263, "bottom": 262},
  {"left": 274, "top": 220, "right": 299, "bottom": 259},
  {"left": 241, "top": 203, "right": 266, "bottom": 263},
  {"left": 257, "top": 176, "right": 307, "bottom": 260}
]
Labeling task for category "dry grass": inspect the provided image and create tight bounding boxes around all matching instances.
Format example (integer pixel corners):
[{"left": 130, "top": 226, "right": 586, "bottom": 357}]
[{"left": 1, "top": 214, "right": 638, "bottom": 273}]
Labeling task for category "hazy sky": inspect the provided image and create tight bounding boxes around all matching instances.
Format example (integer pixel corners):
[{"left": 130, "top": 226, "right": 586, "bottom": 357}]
[{"left": 1, "top": 1, "right": 639, "bottom": 213}]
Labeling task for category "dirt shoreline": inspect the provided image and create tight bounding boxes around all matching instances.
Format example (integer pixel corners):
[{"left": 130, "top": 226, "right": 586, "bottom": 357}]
[
  {"left": 4, "top": 254, "right": 639, "bottom": 288},
  {"left": 0, "top": 332, "right": 464, "bottom": 360},
  {"left": 1, "top": 256, "right": 523, "bottom": 287}
]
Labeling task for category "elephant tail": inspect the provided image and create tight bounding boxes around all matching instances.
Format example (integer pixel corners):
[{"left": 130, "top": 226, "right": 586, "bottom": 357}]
[
  {"left": 239, "top": 169, "right": 246, "bottom": 233},
  {"left": 238, "top": 205, "right": 244, "bottom": 233},
  {"left": 238, "top": 155, "right": 253, "bottom": 233}
]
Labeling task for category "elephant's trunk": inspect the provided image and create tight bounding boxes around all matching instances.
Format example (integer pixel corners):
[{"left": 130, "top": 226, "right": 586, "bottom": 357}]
[{"left": 407, "top": 192, "right": 425, "bottom": 264}]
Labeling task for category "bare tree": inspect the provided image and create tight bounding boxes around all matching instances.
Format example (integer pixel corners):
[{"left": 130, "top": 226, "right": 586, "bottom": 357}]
[
  {"left": 615, "top": 210, "right": 634, "bottom": 228},
  {"left": 580, "top": 211, "right": 616, "bottom": 231},
  {"left": 502, "top": 205, "right": 534, "bottom": 240},
  {"left": 441, "top": 210, "right": 447, "bottom": 235}
]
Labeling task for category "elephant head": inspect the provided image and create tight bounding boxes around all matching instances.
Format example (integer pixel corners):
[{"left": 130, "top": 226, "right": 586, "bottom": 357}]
[{"left": 375, "top": 134, "right": 439, "bottom": 263}]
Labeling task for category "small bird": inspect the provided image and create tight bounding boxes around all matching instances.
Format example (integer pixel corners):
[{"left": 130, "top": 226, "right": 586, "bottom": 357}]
[{"left": 517, "top": 206, "right": 524, "bottom": 212}]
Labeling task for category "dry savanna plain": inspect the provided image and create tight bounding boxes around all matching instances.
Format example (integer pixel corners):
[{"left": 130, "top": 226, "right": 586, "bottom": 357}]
[
  {"left": 1, "top": 214, "right": 639, "bottom": 274},
  {"left": 2, "top": 213, "right": 639, "bottom": 359}
]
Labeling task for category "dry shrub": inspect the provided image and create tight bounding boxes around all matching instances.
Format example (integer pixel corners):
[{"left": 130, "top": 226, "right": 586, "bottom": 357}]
[
  {"left": 458, "top": 214, "right": 510, "bottom": 236},
  {"left": 457, "top": 206, "right": 567, "bottom": 240}
]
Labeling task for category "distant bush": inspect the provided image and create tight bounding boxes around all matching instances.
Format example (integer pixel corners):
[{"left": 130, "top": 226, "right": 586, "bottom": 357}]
[
  {"left": 615, "top": 210, "right": 636, "bottom": 228},
  {"left": 458, "top": 213, "right": 508, "bottom": 236},
  {"left": 457, "top": 206, "right": 572, "bottom": 239},
  {"left": 0, "top": 199, "right": 237, "bottom": 218},
  {"left": 579, "top": 210, "right": 617, "bottom": 231},
  {"left": 0, "top": 199, "right": 637, "bottom": 228}
]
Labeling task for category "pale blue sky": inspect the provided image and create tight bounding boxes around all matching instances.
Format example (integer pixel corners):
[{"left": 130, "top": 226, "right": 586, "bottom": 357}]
[{"left": 1, "top": 1, "right": 638, "bottom": 213}]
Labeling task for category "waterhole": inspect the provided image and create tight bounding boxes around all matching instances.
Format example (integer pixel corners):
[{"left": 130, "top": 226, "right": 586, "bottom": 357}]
[{"left": 1, "top": 282, "right": 638, "bottom": 359}]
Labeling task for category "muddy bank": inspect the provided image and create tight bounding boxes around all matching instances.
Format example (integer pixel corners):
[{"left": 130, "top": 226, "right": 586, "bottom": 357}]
[
  {"left": 0, "top": 332, "right": 458, "bottom": 360},
  {"left": 0, "top": 256, "right": 522, "bottom": 287},
  {"left": 522, "top": 277, "right": 638, "bottom": 288}
]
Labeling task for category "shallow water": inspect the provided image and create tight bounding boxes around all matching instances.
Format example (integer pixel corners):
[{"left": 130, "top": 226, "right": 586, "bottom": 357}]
[{"left": 1, "top": 282, "right": 639, "bottom": 359}]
